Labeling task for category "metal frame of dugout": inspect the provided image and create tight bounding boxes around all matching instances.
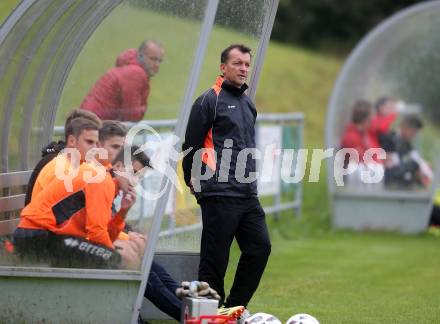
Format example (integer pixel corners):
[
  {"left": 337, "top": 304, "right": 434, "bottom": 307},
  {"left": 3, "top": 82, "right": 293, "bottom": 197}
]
[
  {"left": 326, "top": 1, "right": 440, "bottom": 234},
  {"left": 0, "top": 0, "right": 279, "bottom": 323}
]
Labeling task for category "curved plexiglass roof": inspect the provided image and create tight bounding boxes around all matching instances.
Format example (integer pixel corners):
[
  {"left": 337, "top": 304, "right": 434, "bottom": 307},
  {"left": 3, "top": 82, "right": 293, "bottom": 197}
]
[
  {"left": 0, "top": 0, "right": 126, "bottom": 173},
  {"left": 0, "top": 0, "right": 278, "bottom": 270},
  {"left": 326, "top": 1, "right": 440, "bottom": 194},
  {"left": 0, "top": 2, "right": 278, "bottom": 322},
  {"left": 0, "top": 0, "right": 275, "bottom": 174}
]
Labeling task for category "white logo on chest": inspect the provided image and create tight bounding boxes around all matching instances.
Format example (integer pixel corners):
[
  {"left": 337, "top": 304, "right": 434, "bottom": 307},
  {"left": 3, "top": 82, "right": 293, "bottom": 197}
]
[{"left": 227, "top": 105, "right": 236, "bottom": 109}]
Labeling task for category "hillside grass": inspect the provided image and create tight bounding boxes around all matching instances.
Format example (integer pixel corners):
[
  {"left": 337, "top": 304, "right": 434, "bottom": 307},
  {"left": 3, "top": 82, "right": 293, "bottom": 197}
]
[
  {"left": 2, "top": 2, "right": 440, "bottom": 323},
  {"left": 0, "top": 0, "right": 17, "bottom": 23},
  {"left": 57, "top": 4, "right": 262, "bottom": 122}
]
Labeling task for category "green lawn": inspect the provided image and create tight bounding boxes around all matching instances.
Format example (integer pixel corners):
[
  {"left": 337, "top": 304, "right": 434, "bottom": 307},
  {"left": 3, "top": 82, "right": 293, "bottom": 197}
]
[
  {"left": 223, "top": 174, "right": 440, "bottom": 323},
  {"left": 2, "top": 2, "right": 440, "bottom": 323},
  {"left": 245, "top": 225, "right": 440, "bottom": 323}
]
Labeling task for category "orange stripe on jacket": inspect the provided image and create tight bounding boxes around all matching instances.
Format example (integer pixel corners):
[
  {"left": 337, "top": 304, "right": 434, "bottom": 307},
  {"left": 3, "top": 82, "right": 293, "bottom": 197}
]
[
  {"left": 212, "top": 75, "right": 224, "bottom": 95},
  {"left": 201, "top": 76, "right": 224, "bottom": 171},
  {"left": 202, "top": 128, "right": 216, "bottom": 171}
]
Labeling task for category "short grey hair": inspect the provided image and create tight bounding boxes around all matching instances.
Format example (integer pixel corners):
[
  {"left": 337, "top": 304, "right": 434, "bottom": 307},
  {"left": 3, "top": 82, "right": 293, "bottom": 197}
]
[{"left": 138, "top": 39, "right": 163, "bottom": 53}]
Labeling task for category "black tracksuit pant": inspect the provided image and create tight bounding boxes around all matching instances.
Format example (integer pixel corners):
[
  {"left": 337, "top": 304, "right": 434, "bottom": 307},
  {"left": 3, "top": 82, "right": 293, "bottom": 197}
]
[
  {"left": 198, "top": 196, "right": 271, "bottom": 308},
  {"left": 430, "top": 205, "right": 440, "bottom": 226}
]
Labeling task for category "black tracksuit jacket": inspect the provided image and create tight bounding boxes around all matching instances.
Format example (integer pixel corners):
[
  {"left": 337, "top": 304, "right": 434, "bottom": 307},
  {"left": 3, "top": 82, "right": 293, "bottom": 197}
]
[{"left": 182, "top": 76, "right": 258, "bottom": 201}]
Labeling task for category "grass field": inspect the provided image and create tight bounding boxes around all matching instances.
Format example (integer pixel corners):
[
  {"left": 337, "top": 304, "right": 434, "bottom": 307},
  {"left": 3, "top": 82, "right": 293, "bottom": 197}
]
[
  {"left": 2, "top": 2, "right": 440, "bottom": 323},
  {"left": 244, "top": 224, "right": 440, "bottom": 323}
]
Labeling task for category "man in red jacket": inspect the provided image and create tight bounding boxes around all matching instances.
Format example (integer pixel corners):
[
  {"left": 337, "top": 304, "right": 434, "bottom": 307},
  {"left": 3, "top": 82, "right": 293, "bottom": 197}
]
[
  {"left": 80, "top": 40, "right": 164, "bottom": 121},
  {"left": 370, "top": 97, "right": 398, "bottom": 139},
  {"left": 341, "top": 100, "right": 380, "bottom": 163}
]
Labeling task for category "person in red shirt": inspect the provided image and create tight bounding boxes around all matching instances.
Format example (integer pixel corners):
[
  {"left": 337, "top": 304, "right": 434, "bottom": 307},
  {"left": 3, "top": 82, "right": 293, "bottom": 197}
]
[
  {"left": 370, "top": 97, "right": 398, "bottom": 139},
  {"left": 341, "top": 100, "right": 380, "bottom": 163},
  {"left": 80, "top": 40, "right": 165, "bottom": 121}
]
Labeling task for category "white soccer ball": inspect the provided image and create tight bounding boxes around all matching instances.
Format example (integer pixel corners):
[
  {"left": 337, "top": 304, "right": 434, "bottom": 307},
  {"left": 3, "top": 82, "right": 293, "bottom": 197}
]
[
  {"left": 244, "top": 313, "right": 282, "bottom": 324},
  {"left": 286, "top": 313, "right": 319, "bottom": 324}
]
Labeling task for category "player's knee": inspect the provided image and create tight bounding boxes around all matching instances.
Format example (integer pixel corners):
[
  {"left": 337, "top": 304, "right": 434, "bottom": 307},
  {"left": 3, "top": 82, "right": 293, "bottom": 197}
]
[{"left": 245, "top": 239, "right": 271, "bottom": 258}]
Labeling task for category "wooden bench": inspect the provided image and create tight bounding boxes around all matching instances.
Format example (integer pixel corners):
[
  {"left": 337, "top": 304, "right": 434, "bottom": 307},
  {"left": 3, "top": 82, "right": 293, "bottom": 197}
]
[{"left": 0, "top": 171, "right": 32, "bottom": 236}]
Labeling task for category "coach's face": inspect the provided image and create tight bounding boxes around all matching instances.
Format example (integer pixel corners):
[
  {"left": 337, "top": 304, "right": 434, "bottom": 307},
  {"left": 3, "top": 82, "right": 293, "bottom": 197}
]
[
  {"left": 142, "top": 43, "right": 164, "bottom": 77},
  {"left": 220, "top": 48, "right": 251, "bottom": 88}
]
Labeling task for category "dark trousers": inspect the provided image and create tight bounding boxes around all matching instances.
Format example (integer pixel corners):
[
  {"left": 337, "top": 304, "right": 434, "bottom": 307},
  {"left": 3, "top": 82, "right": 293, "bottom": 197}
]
[
  {"left": 199, "top": 196, "right": 271, "bottom": 308},
  {"left": 430, "top": 205, "right": 440, "bottom": 226},
  {"left": 145, "top": 261, "right": 181, "bottom": 321}
]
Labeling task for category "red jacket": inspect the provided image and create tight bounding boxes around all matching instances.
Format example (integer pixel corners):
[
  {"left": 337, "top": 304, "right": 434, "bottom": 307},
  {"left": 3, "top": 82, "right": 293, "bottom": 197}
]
[
  {"left": 341, "top": 124, "right": 380, "bottom": 162},
  {"left": 80, "top": 48, "right": 150, "bottom": 121},
  {"left": 370, "top": 112, "right": 397, "bottom": 137}
]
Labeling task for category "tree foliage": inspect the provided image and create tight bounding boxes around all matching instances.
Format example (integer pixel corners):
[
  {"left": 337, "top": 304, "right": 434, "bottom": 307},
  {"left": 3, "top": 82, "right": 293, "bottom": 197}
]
[
  {"left": 272, "top": 0, "right": 423, "bottom": 48},
  {"left": 129, "top": 0, "right": 264, "bottom": 35}
]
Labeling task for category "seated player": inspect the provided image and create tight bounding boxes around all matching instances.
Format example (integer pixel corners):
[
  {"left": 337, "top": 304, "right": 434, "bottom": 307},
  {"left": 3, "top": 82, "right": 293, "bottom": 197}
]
[
  {"left": 13, "top": 146, "right": 140, "bottom": 268},
  {"left": 96, "top": 126, "right": 221, "bottom": 321},
  {"left": 341, "top": 100, "right": 380, "bottom": 163},
  {"left": 96, "top": 124, "right": 184, "bottom": 320},
  {"left": 67, "top": 123, "right": 181, "bottom": 320},
  {"left": 370, "top": 97, "right": 398, "bottom": 142},
  {"left": 19, "top": 125, "right": 152, "bottom": 270},
  {"left": 25, "top": 118, "right": 134, "bottom": 245},
  {"left": 17, "top": 116, "right": 221, "bottom": 320},
  {"left": 382, "top": 114, "right": 432, "bottom": 188},
  {"left": 28, "top": 112, "right": 102, "bottom": 201},
  {"left": 25, "top": 109, "right": 102, "bottom": 204},
  {"left": 97, "top": 120, "right": 146, "bottom": 237},
  {"left": 98, "top": 120, "right": 127, "bottom": 164}
]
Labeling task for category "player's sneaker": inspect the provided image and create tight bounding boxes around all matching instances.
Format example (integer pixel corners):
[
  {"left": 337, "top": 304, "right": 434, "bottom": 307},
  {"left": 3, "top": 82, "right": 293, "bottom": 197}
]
[
  {"left": 236, "top": 309, "right": 251, "bottom": 324},
  {"left": 218, "top": 305, "right": 245, "bottom": 319}
]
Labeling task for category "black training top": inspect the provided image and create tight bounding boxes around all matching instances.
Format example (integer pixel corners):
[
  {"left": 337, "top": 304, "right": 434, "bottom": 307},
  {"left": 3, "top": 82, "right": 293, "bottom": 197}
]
[{"left": 182, "top": 75, "right": 258, "bottom": 201}]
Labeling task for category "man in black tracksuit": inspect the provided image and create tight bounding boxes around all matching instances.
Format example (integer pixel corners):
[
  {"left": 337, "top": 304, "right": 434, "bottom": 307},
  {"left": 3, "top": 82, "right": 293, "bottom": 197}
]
[
  {"left": 182, "top": 44, "right": 271, "bottom": 309},
  {"left": 381, "top": 114, "right": 425, "bottom": 189}
]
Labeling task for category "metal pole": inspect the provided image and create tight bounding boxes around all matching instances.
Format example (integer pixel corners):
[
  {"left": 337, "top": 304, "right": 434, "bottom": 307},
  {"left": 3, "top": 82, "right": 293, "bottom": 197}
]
[
  {"left": 130, "top": 1, "right": 219, "bottom": 322},
  {"left": 295, "top": 118, "right": 305, "bottom": 218},
  {"left": 274, "top": 119, "right": 283, "bottom": 221},
  {"left": 140, "top": 131, "right": 147, "bottom": 223},
  {"left": 247, "top": 0, "right": 279, "bottom": 101}
]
